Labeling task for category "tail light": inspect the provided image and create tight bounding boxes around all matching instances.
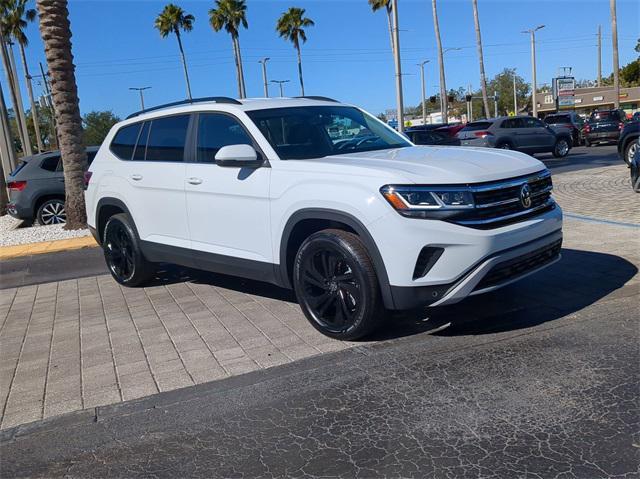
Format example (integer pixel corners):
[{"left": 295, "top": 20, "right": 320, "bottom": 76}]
[
  {"left": 618, "top": 122, "right": 624, "bottom": 130},
  {"left": 7, "top": 180, "right": 27, "bottom": 191},
  {"left": 83, "top": 171, "right": 93, "bottom": 190},
  {"left": 474, "top": 131, "right": 493, "bottom": 138},
  {"left": 583, "top": 123, "right": 591, "bottom": 133}
]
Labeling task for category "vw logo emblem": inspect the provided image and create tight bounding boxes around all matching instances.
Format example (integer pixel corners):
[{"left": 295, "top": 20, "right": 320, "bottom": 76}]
[{"left": 520, "top": 184, "right": 532, "bottom": 209}]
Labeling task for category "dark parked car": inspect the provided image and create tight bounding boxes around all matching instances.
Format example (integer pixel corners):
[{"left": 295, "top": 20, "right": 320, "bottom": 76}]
[
  {"left": 6, "top": 147, "right": 99, "bottom": 225},
  {"left": 406, "top": 128, "right": 461, "bottom": 146},
  {"left": 583, "top": 109, "right": 626, "bottom": 146},
  {"left": 618, "top": 120, "right": 639, "bottom": 166},
  {"left": 544, "top": 112, "right": 584, "bottom": 146},
  {"left": 630, "top": 145, "right": 640, "bottom": 193},
  {"left": 456, "top": 116, "right": 572, "bottom": 157}
]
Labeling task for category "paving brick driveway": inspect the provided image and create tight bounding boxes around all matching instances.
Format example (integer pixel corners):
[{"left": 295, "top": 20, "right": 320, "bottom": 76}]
[{"left": 0, "top": 162, "right": 638, "bottom": 430}]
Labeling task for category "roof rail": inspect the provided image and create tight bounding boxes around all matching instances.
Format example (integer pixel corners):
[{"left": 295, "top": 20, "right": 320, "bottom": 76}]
[
  {"left": 294, "top": 96, "right": 339, "bottom": 103},
  {"left": 126, "top": 96, "right": 242, "bottom": 119}
]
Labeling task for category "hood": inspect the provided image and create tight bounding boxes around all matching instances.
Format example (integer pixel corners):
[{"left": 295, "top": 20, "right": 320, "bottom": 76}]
[{"left": 305, "top": 146, "right": 546, "bottom": 184}]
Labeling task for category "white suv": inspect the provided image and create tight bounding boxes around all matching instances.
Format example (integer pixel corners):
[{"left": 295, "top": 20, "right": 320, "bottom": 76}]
[{"left": 86, "top": 96, "right": 563, "bottom": 340}]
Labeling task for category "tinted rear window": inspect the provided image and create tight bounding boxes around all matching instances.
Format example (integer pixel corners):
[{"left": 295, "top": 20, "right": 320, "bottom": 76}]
[
  {"left": 461, "top": 121, "right": 493, "bottom": 132},
  {"left": 145, "top": 115, "right": 189, "bottom": 162},
  {"left": 10, "top": 161, "right": 28, "bottom": 176},
  {"left": 111, "top": 123, "right": 142, "bottom": 160},
  {"left": 589, "top": 111, "right": 617, "bottom": 121},
  {"left": 545, "top": 115, "right": 571, "bottom": 124},
  {"left": 40, "top": 155, "right": 61, "bottom": 172}
]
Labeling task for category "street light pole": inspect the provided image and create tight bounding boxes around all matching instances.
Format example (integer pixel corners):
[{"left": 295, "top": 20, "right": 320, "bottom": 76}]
[
  {"left": 597, "top": 25, "right": 602, "bottom": 87},
  {"left": 522, "top": 25, "right": 544, "bottom": 117},
  {"left": 391, "top": 0, "right": 404, "bottom": 132},
  {"left": 513, "top": 70, "right": 518, "bottom": 115},
  {"left": 418, "top": 60, "right": 429, "bottom": 125},
  {"left": 271, "top": 80, "right": 289, "bottom": 97},
  {"left": 129, "top": 87, "right": 151, "bottom": 111},
  {"left": 610, "top": 0, "right": 620, "bottom": 108},
  {"left": 259, "top": 58, "right": 270, "bottom": 97}
]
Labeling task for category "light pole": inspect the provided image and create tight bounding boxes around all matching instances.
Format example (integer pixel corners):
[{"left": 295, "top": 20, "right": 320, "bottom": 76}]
[
  {"left": 522, "top": 25, "right": 544, "bottom": 117},
  {"left": 417, "top": 60, "right": 430, "bottom": 125},
  {"left": 391, "top": 0, "right": 404, "bottom": 132},
  {"left": 439, "top": 47, "right": 461, "bottom": 123},
  {"left": 513, "top": 69, "right": 518, "bottom": 115},
  {"left": 259, "top": 58, "right": 270, "bottom": 97},
  {"left": 271, "top": 80, "right": 290, "bottom": 97},
  {"left": 610, "top": 0, "right": 620, "bottom": 108},
  {"left": 129, "top": 87, "right": 151, "bottom": 110}
]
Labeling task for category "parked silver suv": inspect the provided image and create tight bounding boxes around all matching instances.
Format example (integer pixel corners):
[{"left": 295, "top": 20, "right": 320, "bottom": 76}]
[{"left": 457, "top": 116, "right": 572, "bottom": 158}]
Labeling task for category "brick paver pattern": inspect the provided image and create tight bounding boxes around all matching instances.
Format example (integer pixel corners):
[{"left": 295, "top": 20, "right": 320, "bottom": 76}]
[{"left": 1, "top": 163, "right": 638, "bottom": 430}]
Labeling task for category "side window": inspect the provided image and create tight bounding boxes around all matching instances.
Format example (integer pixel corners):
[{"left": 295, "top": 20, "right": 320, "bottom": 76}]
[
  {"left": 522, "top": 117, "right": 538, "bottom": 128},
  {"left": 111, "top": 124, "right": 142, "bottom": 160},
  {"left": 132, "top": 121, "right": 150, "bottom": 161},
  {"left": 532, "top": 119, "right": 546, "bottom": 128},
  {"left": 145, "top": 115, "right": 190, "bottom": 162},
  {"left": 56, "top": 151, "right": 98, "bottom": 172},
  {"left": 196, "top": 113, "right": 253, "bottom": 163},
  {"left": 40, "top": 155, "right": 61, "bottom": 172}
]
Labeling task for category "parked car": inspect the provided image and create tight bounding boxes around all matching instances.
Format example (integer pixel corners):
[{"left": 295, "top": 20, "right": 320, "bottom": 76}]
[
  {"left": 632, "top": 111, "right": 640, "bottom": 122},
  {"left": 630, "top": 144, "right": 640, "bottom": 193},
  {"left": 456, "top": 116, "right": 572, "bottom": 157},
  {"left": 405, "top": 128, "right": 461, "bottom": 146},
  {"left": 86, "top": 96, "right": 562, "bottom": 340},
  {"left": 618, "top": 119, "right": 639, "bottom": 166},
  {"left": 543, "top": 112, "right": 584, "bottom": 146},
  {"left": 435, "top": 123, "right": 466, "bottom": 137},
  {"left": 583, "top": 109, "right": 626, "bottom": 146},
  {"left": 6, "top": 146, "right": 99, "bottom": 225}
]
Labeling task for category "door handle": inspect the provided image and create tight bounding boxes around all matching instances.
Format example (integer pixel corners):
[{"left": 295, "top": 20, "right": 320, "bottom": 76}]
[
  {"left": 187, "top": 177, "right": 203, "bottom": 185},
  {"left": 130, "top": 174, "right": 143, "bottom": 181}
]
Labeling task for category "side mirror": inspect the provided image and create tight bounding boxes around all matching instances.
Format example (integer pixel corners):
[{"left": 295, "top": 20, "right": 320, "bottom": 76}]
[{"left": 214, "top": 144, "right": 262, "bottom": 168}]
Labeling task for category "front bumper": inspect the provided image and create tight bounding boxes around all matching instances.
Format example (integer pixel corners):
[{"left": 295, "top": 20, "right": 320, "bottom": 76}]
[{"left": 368, "top": 203, "right": 563, "bottom": 310}]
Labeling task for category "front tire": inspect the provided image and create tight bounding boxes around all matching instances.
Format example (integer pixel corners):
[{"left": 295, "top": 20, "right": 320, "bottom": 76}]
[
  {"left": 293, "top": 229, "right": 384, "bottom": 340},
  {"left": 624, "top": 139, "right": 638, "bottom": 166},
  {"left": 553, "top": 138, "right": 570, "bottom": 158},
  {"left": 102, "top": 213, "right": 154, "bottom": 287}
]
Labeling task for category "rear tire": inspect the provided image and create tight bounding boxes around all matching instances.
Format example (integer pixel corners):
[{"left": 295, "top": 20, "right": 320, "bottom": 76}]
[
  {"left": 552, "top": 138, "right": 570, "bottom": 158},
  {"left": 102, "top": 213, "right": 154, "bottom": 287},
  {"left": 496, "top": 142, "right": 513, "bottom": 150},
  {"left": 293, "top": 229, "right": 384, "bottom": 340},
  {"left": 36, "top": 198, "right": 66, "bottom": 225}
]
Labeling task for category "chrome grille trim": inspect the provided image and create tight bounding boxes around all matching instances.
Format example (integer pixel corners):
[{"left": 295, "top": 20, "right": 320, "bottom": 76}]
[
  {"left": 455, "top": 198, "right": 555, "bottom": 226},
  {"left": 475, "top": 185, "right": 553, "bottom": 209},
  {"left": 469, "top": 170, "right": 551, "bottom": 193}
]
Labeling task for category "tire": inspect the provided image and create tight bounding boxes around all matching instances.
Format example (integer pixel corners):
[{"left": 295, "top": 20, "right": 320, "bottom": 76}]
[
  {"left": 623, "top": 139, "right": 638, "bottom": 166},
  {"left": 496, "top": 142, "right": 513, "bottom": 150},
  {"left": 36, "top": 198, "right": 66, "bottom": 225},
  {"left": 552, "top": 138, "right": 571, "bottom": 158},
  {"left": 293, "top": 229, "right": 384, "bottom": 340},
  {"left": 102, "top": 213, "right": 154, "bottom": 287}
]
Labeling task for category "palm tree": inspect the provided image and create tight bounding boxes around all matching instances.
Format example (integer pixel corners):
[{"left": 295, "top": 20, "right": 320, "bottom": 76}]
[
  {"left": 154, "top": 4, "right": 194, "bottom": 100},
  {"left": 471, "top": 0, "right": 490, "bottom": 118},
  {"left": 36, "top": 0, "right": 87, "bottom": 229},
  {"left": 431, "top": 0, "right": 447, "bottom": 122},
  {"left": 2, "top": 0, "right": 44, "bottom": 152},
  {"left": 276, "top": 7, "right": 314, "bottom": 96},
  {"left": 209, "top": 0, "right": 248, "bottom": 99},
  {"left": 368, "top": 0, "right": 394, "bottom": 56}
]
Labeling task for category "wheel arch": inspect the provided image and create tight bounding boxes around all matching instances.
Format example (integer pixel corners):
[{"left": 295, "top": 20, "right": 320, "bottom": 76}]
[
  {"left": 95, "top": 197, "right": 137, "bottom": 245},
  {"left": 278, "top": 208, "right": 395, "bottom": 309}
]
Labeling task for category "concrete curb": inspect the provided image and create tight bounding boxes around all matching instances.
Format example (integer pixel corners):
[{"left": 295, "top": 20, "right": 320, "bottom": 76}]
[{"left": 0, "top": 236, "right": 97, "bottom": 260}]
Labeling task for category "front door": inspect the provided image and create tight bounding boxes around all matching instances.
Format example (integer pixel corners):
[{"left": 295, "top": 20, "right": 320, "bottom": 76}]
[{"left": 185, "top": 112, "right": 272, "bottom": 266}]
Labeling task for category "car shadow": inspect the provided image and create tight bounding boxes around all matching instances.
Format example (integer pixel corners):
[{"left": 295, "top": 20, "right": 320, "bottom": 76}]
[{"left": 147, "top": 248, "right": 636, "bottom": 342}]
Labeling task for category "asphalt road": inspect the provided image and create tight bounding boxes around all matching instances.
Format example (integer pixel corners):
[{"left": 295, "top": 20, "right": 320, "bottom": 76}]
[{"left": 539, "top": 143, "right": 622, "bottom": 174}]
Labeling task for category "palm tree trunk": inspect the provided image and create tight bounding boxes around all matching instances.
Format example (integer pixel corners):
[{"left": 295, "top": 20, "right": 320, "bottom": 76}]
[
  {"left": 36, "top": 0, "right": 88, "bottom": 229},
  {"left": 0, "top": 161, "right": 8, "bottom": 216},
  {"left": 19, "top": 43, "right": 44, "bottom": 152},
  {"left": 296, "top": 43, "right": 305, "bottom": 96},
  {"left": 1, "top": 39, "right": 29, "bottom": 157},
  {"left": 431, "top": 0, "right": 447, "bottom": 123},
  {"left": 471, "top": 0, "right": 490, "bottom": 118},
  {"left": 230, "top": 38, "right": 242, "bottom": 98},
  {"left": 6, "top": 42, "right": 33, "bottom": 156},
  {"left": 386, "top": 6, "right": 395, "bottom": 56},
  {"left": 235, "top": 36, "right": 246, "bottom": 99},
  {"left": 174, "top": 30, "right": 193, "bottom": 100}
]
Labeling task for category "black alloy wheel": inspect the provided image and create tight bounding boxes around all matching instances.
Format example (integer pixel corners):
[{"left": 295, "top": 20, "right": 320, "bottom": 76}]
[
  {"left": 102, "top": 214, "right": 154, "bottom": 286},
  {"left": 294, "top": 229, "right": 383, "bottom": 340}
]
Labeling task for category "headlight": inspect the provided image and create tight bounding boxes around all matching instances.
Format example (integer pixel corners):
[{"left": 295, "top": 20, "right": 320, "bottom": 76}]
[{"left": 380, "top": 185, "right": 474, "bottom": 218}]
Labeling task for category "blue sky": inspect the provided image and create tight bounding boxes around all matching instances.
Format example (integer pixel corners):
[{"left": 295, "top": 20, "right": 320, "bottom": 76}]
[{"left": 9, "top": 0, "right": 640, "bottom": 118}]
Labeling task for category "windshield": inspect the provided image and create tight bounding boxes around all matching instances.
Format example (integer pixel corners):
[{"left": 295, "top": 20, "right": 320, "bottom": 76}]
[
  {"left": 246, "top": 106, "right": 411, "bottom": 160},
  {"left": 545, "top": 115, "right": 570, "bottom": 124}
]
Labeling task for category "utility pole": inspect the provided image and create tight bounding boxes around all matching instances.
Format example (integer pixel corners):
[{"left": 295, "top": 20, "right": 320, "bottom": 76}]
[
  {"left": 0, "top": 81, "right": 17, "bottom": 172},
  {"left": 522, "top": 25, "right": 545, "bottom": 117},
  {"left": 418, "top": 60, "right": 429, "bottom": 125},
  {"left": 0, "top": 39, "right": 31, "bottom": 157},
  {"left": 513, "top": 70, "right": 518, "bottom": 115},
  {"left": 259, "top": 58, "right": 270, "bottom": 97},
  {"left": 271, "top": 80, "right": 289, "bottom": 97},
  {"left": 494, "top": 91, "right": 498, "bottom": 117},
  {"left": 610, "top": 0, "right": 620, "bottom": 108},
  {"left": 129, "top": 87, "right": 151, "bottom": 110},
  {"left": 468, "top": 84, "right": 473, "bottom": 121},
  {"left": 597, "top": 25, "right": 602, "bottom": 87},
  {"left": 39, "top": 62, "right": 58, "bottom": 150},
  {"left": 391, "top": 0, "right": 404, "bottom": 132}
]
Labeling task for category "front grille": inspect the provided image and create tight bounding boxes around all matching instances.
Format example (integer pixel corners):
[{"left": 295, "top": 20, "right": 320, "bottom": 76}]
[
  {"left": 474, "top": 239, "right": 562, "bottom": 291},
  {"left": 450, "top": 171, "right": 554, "bottom": 229}
]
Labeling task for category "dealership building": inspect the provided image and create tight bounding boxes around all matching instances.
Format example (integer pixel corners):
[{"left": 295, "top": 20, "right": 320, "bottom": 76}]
[{"left": 537, "top": 86, "right": 640, "bottom": 117}]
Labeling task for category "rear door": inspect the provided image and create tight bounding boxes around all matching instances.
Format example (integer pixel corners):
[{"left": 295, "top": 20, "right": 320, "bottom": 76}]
[
  {"left": 113, "top": 115, "right": 191, "bottom": 249},
  {"left": 184, "top": 112, "right": 272, "bottom": 264}
]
